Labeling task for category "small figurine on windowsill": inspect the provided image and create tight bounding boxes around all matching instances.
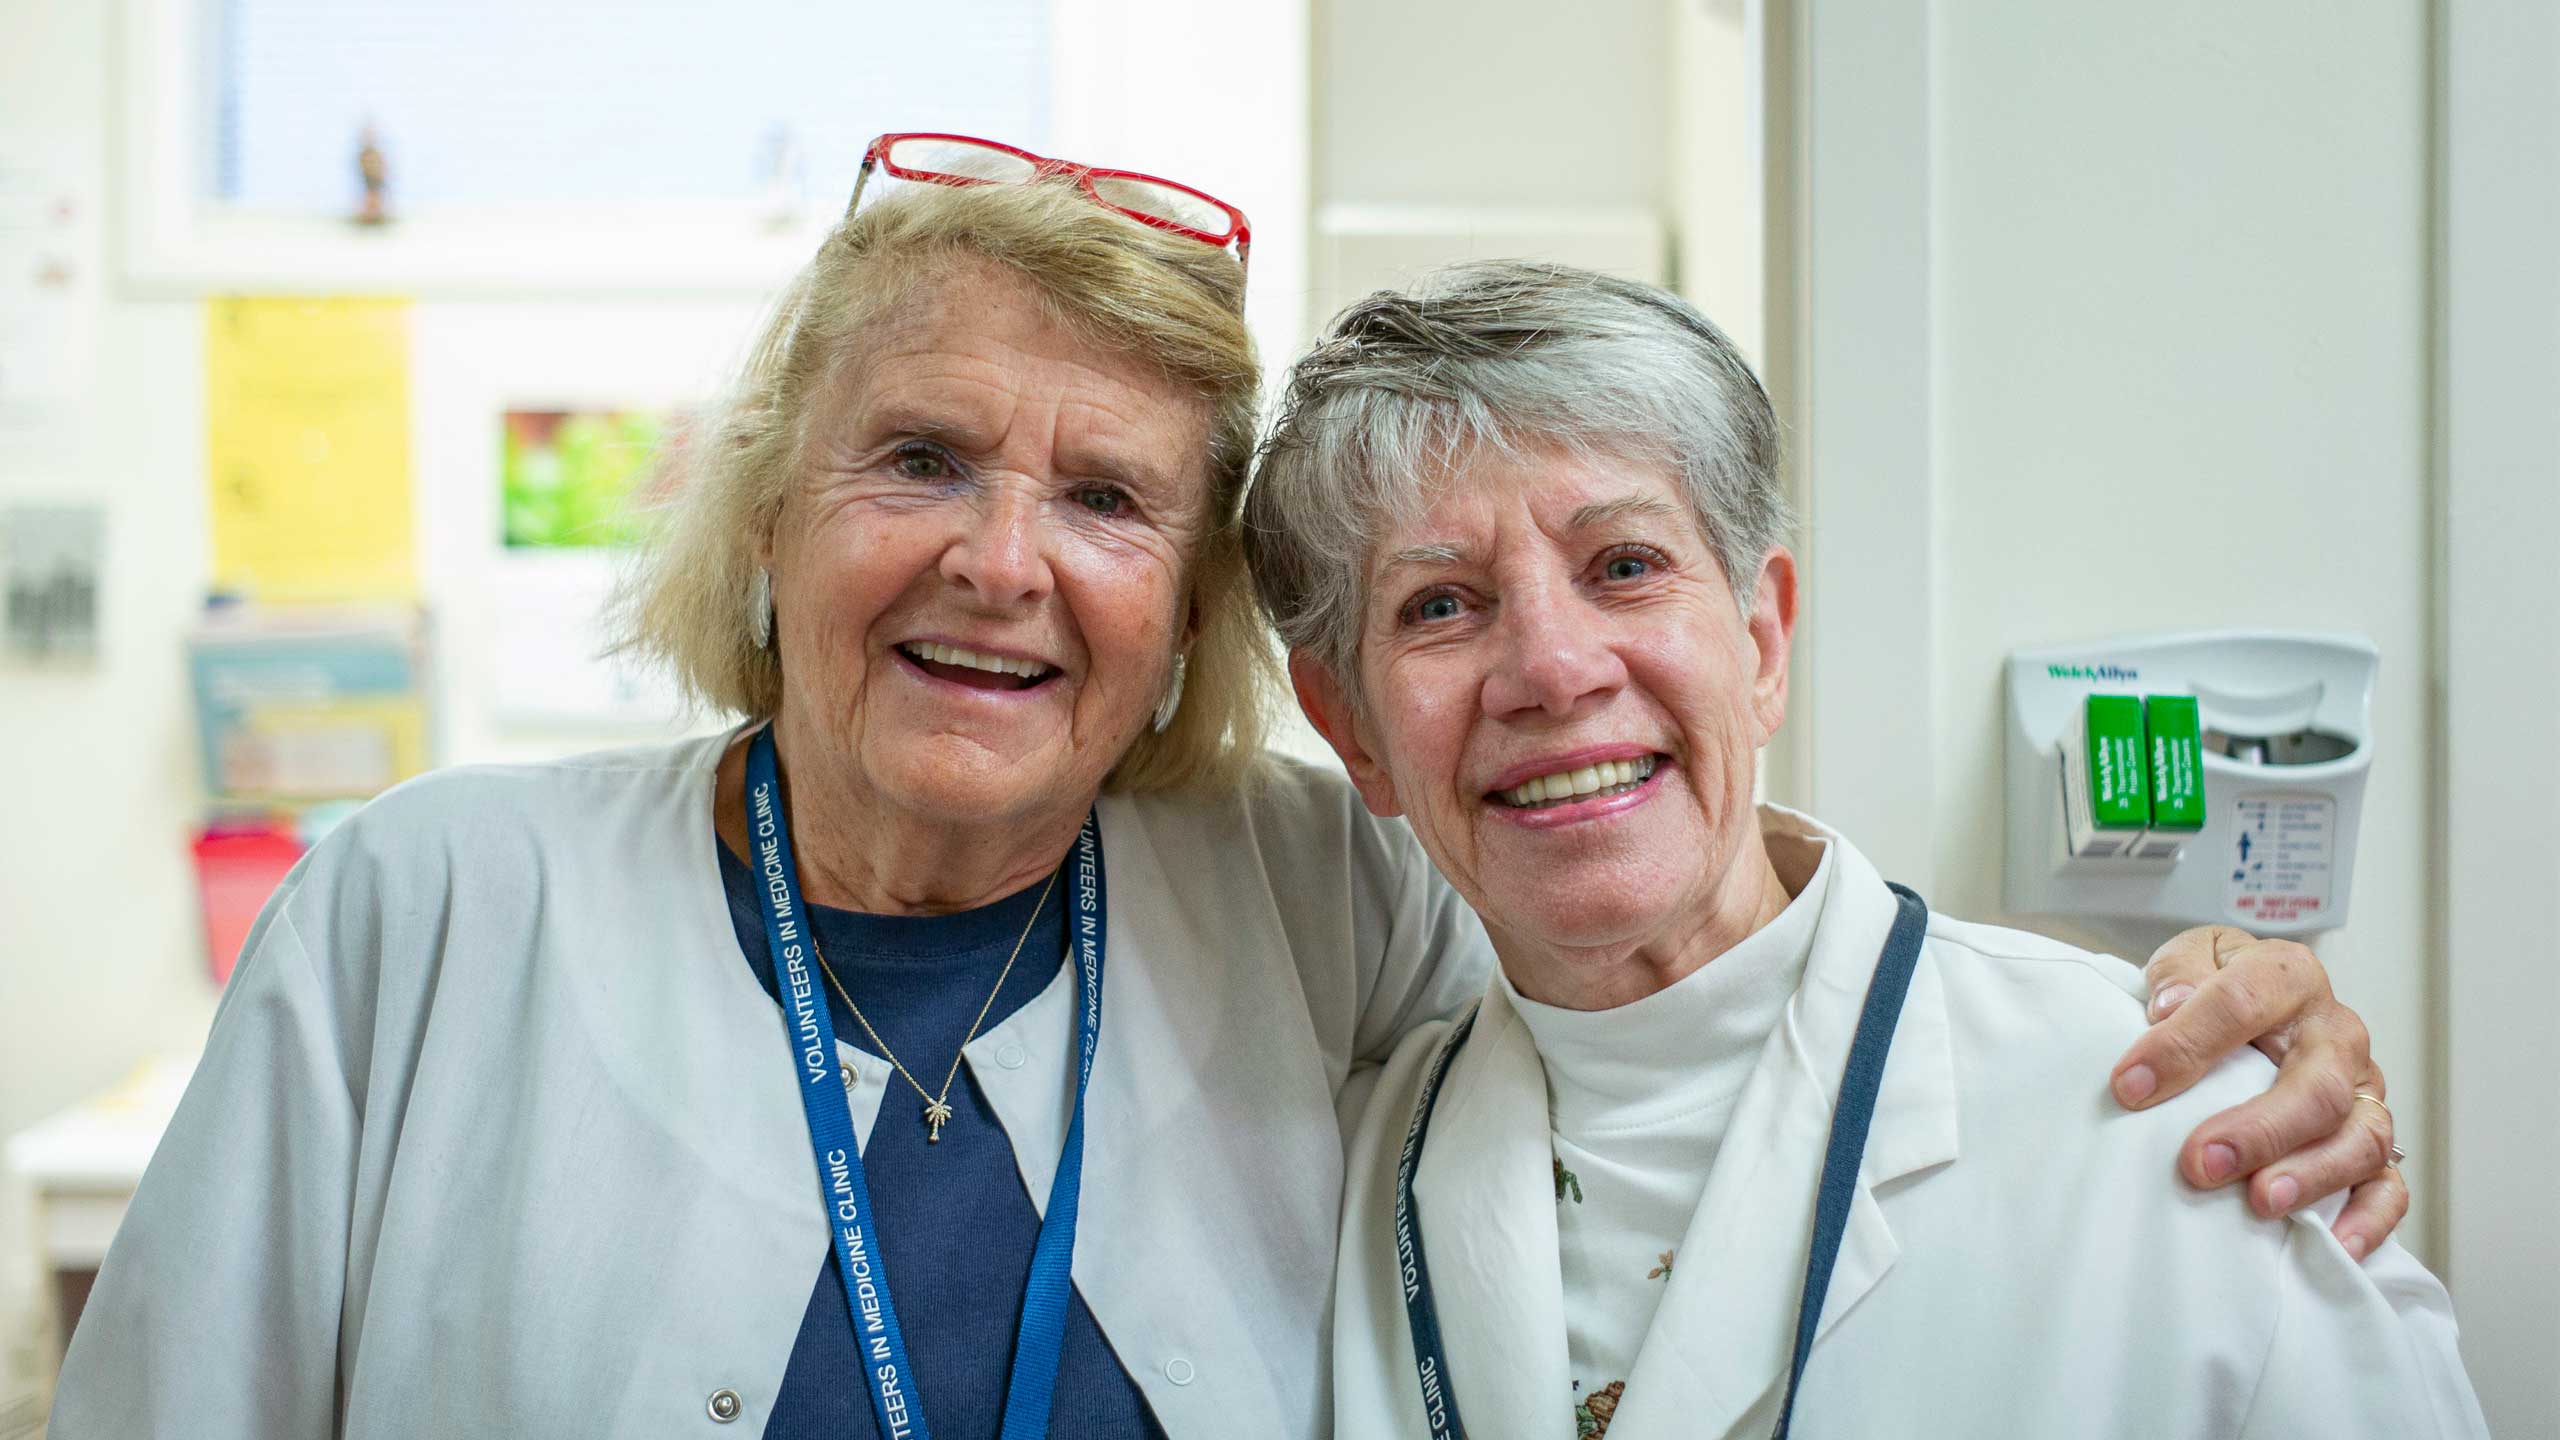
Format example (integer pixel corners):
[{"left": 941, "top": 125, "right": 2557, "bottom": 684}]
[
  {"left": 758, "top": 123, "right": 807, "bottom": 231},
  {"left": 354, "top": 124, "right": 390, "bottom": 227}
]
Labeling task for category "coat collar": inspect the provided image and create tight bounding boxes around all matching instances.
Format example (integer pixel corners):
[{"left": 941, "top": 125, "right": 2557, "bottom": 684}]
[
  {"left": 1410, "top": 981, "right": 1576, "bottom": 1439},
  {"left": 1418, "top": 808, "right": 1960, "bottom": 1440}
]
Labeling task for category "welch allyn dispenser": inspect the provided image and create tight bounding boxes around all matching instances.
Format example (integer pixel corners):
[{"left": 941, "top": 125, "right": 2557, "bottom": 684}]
[{"left": 2003, "top": 632, "right": 2378, "bottom": 936}]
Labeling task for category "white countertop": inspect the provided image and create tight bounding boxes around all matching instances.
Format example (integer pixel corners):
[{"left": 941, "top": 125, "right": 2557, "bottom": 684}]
[{"left": 5, "top": 1054, "right": 199, "bottom": 1269}]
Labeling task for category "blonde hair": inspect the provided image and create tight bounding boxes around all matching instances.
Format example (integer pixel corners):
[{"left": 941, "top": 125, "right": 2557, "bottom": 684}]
[{"left": 613, "top": 179, "right": 1275, "bottom": 793}]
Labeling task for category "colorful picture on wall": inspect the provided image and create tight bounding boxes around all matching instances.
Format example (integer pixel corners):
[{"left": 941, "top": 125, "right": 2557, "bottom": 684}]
[{"left": 499, "top": 408, "right": 678, "bottom": 549}]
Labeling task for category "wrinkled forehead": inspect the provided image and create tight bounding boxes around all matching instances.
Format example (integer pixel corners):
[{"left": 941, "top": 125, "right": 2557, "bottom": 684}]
[
  {"left": 1358, "top": 433, "right": 1701, "bottom": 580},
  {"left": 814, "top": 258, "right": 1216, "bottom": 479}
]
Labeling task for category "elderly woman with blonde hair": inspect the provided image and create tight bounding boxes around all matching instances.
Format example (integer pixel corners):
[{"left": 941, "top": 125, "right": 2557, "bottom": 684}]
[{"left": 53, "top": 135, "right": 2404, "bottom": 1440}]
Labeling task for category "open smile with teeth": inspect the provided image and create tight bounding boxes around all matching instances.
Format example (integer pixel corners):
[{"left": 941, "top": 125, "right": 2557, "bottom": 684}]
[
  {"left": 898, "top": 641, "right": 1058, "bottom": 691},
  {"left": 1492, "top": 755, "right": 1659, "bottom": 809}
]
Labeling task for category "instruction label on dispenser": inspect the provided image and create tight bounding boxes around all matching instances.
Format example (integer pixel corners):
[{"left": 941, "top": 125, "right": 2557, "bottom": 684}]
[{"left": 2224, "top": 794, "right": 2335, "bottom": 923}]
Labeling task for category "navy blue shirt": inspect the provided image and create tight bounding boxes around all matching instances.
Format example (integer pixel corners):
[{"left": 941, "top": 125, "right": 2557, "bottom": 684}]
[{"left": 720, "top": 843, "right": 1166, "bottom": 1440}]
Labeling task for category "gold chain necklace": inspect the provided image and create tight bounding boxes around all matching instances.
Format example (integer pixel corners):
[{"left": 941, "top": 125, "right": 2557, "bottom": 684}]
[{"left": 809, "top": 867, "right": 1061, "bottom": 1144}]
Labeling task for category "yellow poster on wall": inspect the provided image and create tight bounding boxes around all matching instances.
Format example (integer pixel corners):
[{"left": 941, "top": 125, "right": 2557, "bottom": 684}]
[{"left": 205, "top": 296, "right": 415, "bottom": 600}]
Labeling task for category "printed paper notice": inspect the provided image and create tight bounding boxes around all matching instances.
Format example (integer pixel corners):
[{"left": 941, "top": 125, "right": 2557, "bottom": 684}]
[
  {"left": 206, "top": 297, "right": 414, "bottom": 600},
  {"left": 2224, "top": 794, "right": 2335, "bottom": 925},
  {"left": 0, "top": 139, "right": 98, "bottom": 440}
]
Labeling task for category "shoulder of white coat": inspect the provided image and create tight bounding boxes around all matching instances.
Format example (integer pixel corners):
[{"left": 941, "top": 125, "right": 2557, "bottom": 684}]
[
  {"left": 1915, "top": 915, "right": 2480, "bottom": 1434},
  {"left": 249, "top": 735, "right": 720, "bottom": 1081},
  {"left": 1114, "top": 753, "right": 1443, "bottom": 928},
  {"left": 282, "top": 733, "right": 717, "bottom": 935},
  {"left": 1918, "top": 910, "right": 2291, "bottom": 1233},
  {"left": 1922, "top": 911, "right": 2150, "bottom": 1001},
  {"left": 332, "top": 731, "right": 712, "bottom": 844}
]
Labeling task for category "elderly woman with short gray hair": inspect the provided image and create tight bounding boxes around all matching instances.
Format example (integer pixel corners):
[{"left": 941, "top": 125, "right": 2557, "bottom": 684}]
[
  {"left": 1252, "top": 263, "right": 2474, "bottom": 1438},
  {"left": 56, "top": 139, "right": 2396, "bottom": 1439}
]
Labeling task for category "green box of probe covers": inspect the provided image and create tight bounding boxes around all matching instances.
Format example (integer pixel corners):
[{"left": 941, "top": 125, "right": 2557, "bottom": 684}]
[
  {"left": 2144, "top": 694, "right": 2206, "bottom": 831},
  {"left": 2084, "top": 694, "right": 2150, "bottom": 830}
]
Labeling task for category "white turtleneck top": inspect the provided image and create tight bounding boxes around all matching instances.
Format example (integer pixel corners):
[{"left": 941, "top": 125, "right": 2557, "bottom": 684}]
[{"left": 1503, "top": 838, "right": 1834, "bottom": 1436}]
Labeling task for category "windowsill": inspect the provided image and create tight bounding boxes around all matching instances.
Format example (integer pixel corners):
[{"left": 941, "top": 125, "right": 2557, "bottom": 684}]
[{"left": 119, "top": 208, "right": 837, "bottom": 300}]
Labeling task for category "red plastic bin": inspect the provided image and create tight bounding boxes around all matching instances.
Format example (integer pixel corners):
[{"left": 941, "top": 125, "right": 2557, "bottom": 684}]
[{"left": 191, "top": 824, "right": 307, "bottom": 985}]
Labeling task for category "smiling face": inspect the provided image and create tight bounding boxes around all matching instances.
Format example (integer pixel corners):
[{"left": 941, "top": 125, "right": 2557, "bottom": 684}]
[
  {"left": 766, "top": 257, "right": 1211, "bottom": 833},
  {"left": 1295, "top": 442, "right": 1798, "bottom": 985}
]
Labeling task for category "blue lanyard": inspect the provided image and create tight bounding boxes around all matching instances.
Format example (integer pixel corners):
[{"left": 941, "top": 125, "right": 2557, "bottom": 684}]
[
  {"left": 746, "top": 727, "right": 1106, "bottom": 1440},
  {"left": 1394, "top": 882, "right": 1930, "bottom": 1440}
]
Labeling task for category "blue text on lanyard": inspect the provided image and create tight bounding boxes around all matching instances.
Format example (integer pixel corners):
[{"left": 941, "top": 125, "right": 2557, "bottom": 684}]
[
  {"left": 1393, "top": 883, "right": 1930, "bottom": 1440},
  {"left": 747, "top": 728, "right": 1106, "bottom": 1440}
]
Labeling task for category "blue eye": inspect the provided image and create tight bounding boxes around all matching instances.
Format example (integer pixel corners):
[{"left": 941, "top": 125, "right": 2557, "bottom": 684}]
[
  {"left": 1414, "top": 594, "right": 1462, "bottom": 623},
  {"left": 1605, "top": 554, "right": 1649, "bottom": 581},
  {"left": 1075, "top": 486, "right": 1128, "bottom": 515}
]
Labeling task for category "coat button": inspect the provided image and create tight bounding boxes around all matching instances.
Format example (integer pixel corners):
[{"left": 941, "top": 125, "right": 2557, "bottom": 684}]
[
  {"left": 997, "top": 1042, "right": 1027, "bottom": 1070},
  {"left": 1165, "top": 1357, "right": 1195, "bottom": 1386},
  {"left": 707, "top": 1388, "right": 743, "bottom": 1422},
  {"left": 841, "top": 1062, "right": 856, "bottom": 1087}
]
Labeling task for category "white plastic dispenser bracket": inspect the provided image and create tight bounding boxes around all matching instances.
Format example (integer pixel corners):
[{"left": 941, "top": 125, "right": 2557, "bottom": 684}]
[{"left": 2003, "top": 632, "right": 2377, "bottom": 936}]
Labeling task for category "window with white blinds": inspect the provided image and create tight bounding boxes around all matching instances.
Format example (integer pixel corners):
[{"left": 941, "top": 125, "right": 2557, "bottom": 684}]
[{"left": 205, "top": 0, "right": 1052, "bottom": 216}]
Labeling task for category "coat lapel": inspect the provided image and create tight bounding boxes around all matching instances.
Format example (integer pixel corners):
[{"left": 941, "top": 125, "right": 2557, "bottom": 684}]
[
  {"left": 965, "top": 795, "right": 1344, "bottom": 1437},
  {"left": 1411, "top": 982, "right": 1577, "bottom": 1440},
  {"left": 1605, "top": 816, "right": 1960, "bottom": 1440}
]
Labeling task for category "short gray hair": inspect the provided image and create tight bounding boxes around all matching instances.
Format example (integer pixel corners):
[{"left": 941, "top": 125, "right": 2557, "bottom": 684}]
[{"left": 1242, "top": 260, "right": 1790, "bottom": 686}]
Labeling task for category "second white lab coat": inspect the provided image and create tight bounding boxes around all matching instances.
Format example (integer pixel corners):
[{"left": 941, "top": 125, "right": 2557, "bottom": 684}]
[{"left": 1332, "top": 808, "right": 2487, "bottom": 1439}]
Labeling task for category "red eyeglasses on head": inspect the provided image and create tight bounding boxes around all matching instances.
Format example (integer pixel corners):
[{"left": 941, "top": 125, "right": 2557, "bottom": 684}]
[{"left": 850, "top": 132, "right": 1252, "bottom": 278}]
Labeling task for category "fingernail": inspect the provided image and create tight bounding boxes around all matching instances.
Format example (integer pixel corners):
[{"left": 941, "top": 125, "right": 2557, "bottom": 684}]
[
  {"left": 2268, "top": 1176, "right": 2300, "bottom": 1212},
  {"left": 2151, "top": 983, "right": 2197, "bottom": 1017},
  {"left": 2343, "top": 1233, "right": 2369, "bottom": 1260},
  {"left": 2113, "top": 1064, "right": 2158, "bottom": 1106},
  {"left": 2202, "top": 1143, "right": 2238, "bottom": 1182}
]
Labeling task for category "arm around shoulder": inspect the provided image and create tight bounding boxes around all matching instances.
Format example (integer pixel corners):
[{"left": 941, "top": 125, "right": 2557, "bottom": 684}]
[
  {"left": 1239, "top": 759, "right": 1492, "bottom": 1071},
  {"left": 1343, "top": 803, "right": 1489, "bottom": 1069}
]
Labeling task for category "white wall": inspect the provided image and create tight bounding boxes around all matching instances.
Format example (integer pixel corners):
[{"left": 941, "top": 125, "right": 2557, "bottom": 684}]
[
  {"left": 1315, "top": 0, "right": 1668, "bottom": 211},
  {"left": 1305, "top": 0, "right": 1686, "bottom": 339},
  {"left": 1778, "top": 0, "right": 2443, "bottom": 1266},
  {"left": 1779, "top": 2, "right": 2560, "bottom": 1421},
  {"left": 2438, "top": 0, "right": 2560, "bottom": 1429},
  {"left": 1930, "top": 1, "right": 2437, "bottom": 1259},
  {"left": 0, "top": 1, "right": 221, "bottom": 1148}
]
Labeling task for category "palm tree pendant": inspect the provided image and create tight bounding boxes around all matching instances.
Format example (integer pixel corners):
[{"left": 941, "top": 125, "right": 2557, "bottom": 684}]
[{"left": 923, "top": 1099, "right": 955, "bottom": 1142}]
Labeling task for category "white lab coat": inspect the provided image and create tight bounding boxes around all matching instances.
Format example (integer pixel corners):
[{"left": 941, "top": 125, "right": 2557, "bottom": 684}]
[
  {"left": 1332, "top": 809, "right": 2487, "bottom": 1440},
  {"left": 49, "top": 733, "right": 1491, "bottom": 1439}
]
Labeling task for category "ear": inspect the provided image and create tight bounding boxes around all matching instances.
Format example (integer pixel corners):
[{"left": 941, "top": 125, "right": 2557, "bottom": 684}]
[
  {"left": 1745, "top": 546, "right": 1799, "bottom": 743},
  {"left": 1289, "top": 650, "right": 1404, "bottom": 818}
]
